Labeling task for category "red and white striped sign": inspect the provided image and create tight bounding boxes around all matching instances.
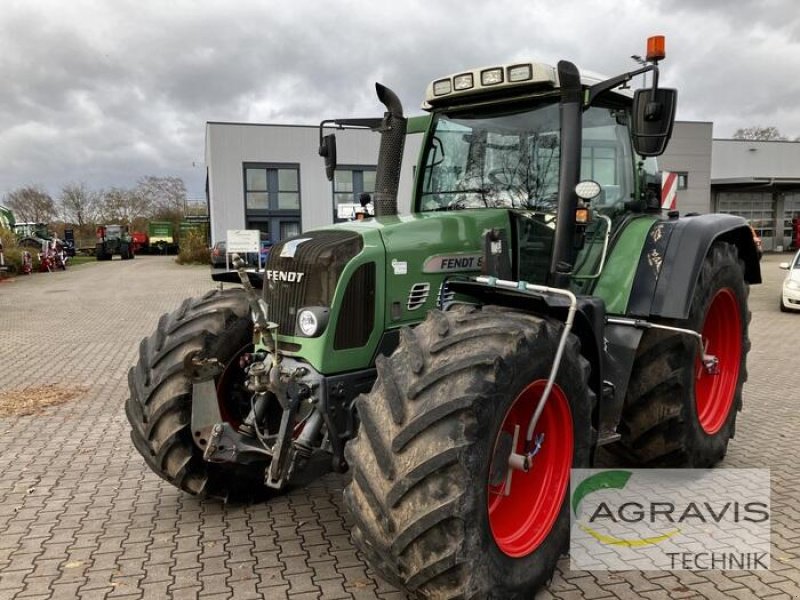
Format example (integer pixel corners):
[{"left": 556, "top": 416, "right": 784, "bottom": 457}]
[{"left": 661, "top": 171, "right": 678, "bottom": 210}]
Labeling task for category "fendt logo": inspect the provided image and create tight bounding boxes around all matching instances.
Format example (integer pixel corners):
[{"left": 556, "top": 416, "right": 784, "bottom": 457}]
[{"left": 265, "top": 270, "right": 305, "bottom": 283}]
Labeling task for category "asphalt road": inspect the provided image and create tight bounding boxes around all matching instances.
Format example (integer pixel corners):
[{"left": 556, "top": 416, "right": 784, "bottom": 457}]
[{"left": 0, "top": 253, "right": 798, "bottom": 600}]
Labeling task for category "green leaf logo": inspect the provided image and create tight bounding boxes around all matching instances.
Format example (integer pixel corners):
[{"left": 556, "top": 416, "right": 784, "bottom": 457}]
[{"left": 572, "top": 470, "right": 632, "bottom": 516}]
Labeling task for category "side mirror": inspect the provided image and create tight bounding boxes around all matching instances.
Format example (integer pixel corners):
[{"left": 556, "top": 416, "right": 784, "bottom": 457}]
[
  {"left": 632, "top": 88, "right": 677, "bottom": 157},
  {"left": 319, "top": 133, "right": 337, "bottom": 181}
]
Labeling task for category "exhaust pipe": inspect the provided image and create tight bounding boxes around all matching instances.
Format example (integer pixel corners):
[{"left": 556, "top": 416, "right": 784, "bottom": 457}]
[{"left": 373, "top": 83, "right": 407, "bottom": 217}]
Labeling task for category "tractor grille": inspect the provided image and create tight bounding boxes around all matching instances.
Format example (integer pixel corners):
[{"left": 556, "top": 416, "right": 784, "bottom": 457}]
[
  {"left": 334, "top": 262, "right": 376, "bottom": 349},
  {"left": 263, "top": 231, "right": 363, "bottom": 336}
]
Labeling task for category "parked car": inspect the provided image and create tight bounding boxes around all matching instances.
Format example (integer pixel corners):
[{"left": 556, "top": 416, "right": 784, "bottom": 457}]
[
  {"left": 211, "top": 239, "right": 271, "bottom": 269},
  {"left": 246, "top": 239, "right": 273, "bottom": 268},
  {"left": 260, "top": 239, "right": 272, "bottom": 263},
  {"left": 780, "top": 249, "right": 800, "bottom": 312},
  {"left": 210, "top": 241, "right": 227, "bottom": 268}
]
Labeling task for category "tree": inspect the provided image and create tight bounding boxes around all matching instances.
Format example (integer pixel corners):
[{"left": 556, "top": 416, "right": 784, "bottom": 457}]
[
  {"left": 60, "top": 183, "right": 99, "bottom": 228},
  {"left": 732, "top": 126, "right": 787, "bottom": 141},
  {"left": 3, "top": 185, "right": 57, "bottom": 223},
  {"left": 98, "top": 187, "right": 151, "bottom": 224},
  {"left": 135, "top": 176, "right": 187, "bottom": 220}
]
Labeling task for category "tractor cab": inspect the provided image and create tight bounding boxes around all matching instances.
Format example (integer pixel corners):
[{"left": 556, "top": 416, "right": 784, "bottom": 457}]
[{"left": 413, "top": 38, "right": 676, "bottom": 291}]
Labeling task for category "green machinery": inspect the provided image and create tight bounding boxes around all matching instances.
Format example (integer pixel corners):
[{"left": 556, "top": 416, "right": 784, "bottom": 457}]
[
  {"left": 95, "top": 224, "right": 135, "bottom": 260},
  {"left": 13, "top": 222, "right": 51, "bottom": 251},
  {"left": 127, "top": 37, "right": 760, "bottom": 598}
]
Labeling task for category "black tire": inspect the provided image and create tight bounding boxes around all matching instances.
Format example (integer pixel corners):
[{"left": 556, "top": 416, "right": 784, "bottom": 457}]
[
  {"left": 344, "top": 305, "right": 593, "bottom": 599},
  {"left": 126, "top": 288, "right": 264, "bottom": 500},
  {"left": 780, "top": 298, "right": 789, "bottom": 313},
  {"left": 613, "top": 241, "right": 749, "bottom": 467}
]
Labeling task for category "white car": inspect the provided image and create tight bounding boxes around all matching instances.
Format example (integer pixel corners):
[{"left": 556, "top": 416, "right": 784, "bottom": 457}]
[{"left": 780, "top": 250, "right": 800, "bottom": 312}]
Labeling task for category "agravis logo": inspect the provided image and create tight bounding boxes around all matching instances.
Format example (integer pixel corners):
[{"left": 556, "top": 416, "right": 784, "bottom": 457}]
[
  {"left": 571, "top": 470, "right": 680, "bottom": 547},
  {"left": 570, "top": 469, "right": 771, "bottom": 571}
]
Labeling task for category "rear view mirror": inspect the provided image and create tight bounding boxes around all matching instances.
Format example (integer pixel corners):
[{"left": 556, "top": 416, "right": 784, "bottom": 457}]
[
  {"left": 319, "top": 133, "right": 337, "bottom": 181},
  {"left": 632, "top": 88, "right": 677, "bottom": 156}
]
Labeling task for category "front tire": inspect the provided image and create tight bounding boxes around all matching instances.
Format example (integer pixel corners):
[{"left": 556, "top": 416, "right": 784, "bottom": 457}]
[
  {"left": 126, "top": 288, "right": 264, "bottom": 500},
  {"left": 344, "top": 305, "right": 593, "bottom": 599},
  {"left": 613, "top": 241, "right": 749, "bottom": 467}
]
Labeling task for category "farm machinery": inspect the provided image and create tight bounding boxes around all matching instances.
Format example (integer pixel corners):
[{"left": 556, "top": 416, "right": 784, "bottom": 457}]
[
  {"left": 127, "top": 37, "right": 760, "bottom": 598},
  {"left": 96, "top": 225, "right": 135, "bottom": 260}
]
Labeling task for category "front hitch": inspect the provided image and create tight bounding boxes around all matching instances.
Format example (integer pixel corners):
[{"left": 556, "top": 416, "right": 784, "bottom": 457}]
[
  {"left": 187, "top": 260, "right": 329, "bottom": 489},
  {"left": 187, "top": 353, "right": 273, "bottom": 464}
]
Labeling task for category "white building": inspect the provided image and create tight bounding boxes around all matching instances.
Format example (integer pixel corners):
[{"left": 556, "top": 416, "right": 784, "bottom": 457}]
[
  {"left": 711, "top": 139, "right": 800, "bottom": 251},
  {"left": 205, "top": 119, "right": 800, "bottom": 251},
  {"left": 204, "top": 121, "right": 424, "bottom": 245},
  {"left": 658, "top": 121, "right": 713, "bottom": 215}
]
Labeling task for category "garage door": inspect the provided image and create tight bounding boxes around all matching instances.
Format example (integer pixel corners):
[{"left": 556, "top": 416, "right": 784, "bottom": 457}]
[{"left": 717, "top": 191, "right": 776, "bottom": 250}]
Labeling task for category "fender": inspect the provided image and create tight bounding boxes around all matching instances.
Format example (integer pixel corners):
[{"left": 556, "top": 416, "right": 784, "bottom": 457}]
[
  {"left": 627, "top": 213, "right": 761, "bottom": 319},
  {"left": 446, "top": 279, "right": 606, "bottom": 403}
]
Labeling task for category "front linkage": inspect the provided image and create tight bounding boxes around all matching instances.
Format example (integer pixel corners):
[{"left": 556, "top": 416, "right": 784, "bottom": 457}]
[{"left": 186, "top": 255, "right": 354, "bottom": 490}]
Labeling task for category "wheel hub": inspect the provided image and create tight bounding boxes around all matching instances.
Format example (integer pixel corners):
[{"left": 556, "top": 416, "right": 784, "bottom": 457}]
[
  {"left": 701, "top": 352, "right": 720, "bottom": 375},
  {"left": 695, "top": 288, "right": 741, "bottom": 435}
]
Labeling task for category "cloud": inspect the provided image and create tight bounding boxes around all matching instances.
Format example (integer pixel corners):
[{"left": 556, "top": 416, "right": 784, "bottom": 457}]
[{"left": 1, "top": 0, "right": 799, "bottom": 201}]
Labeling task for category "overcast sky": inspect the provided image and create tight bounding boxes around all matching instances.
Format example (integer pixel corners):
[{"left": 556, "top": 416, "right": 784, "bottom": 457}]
[{"left": 1, "top": 0, "right": 799, "bottom": 201}]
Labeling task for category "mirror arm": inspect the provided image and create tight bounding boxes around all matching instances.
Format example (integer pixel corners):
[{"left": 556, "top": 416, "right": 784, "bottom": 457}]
[
  {"left": 651, "top": 64, "right": 660, "bottom": 91},
  {"left": 586, "top": 64, "right": 659, "bottom": 106},
  {"left": 318, "top": 118, "right": 383, "bottom": 150}
]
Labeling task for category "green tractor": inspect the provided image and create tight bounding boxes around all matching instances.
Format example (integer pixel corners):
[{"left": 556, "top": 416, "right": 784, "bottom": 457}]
[
  {"left": 96, "top": 224, "right": 135, "bottom": 260},
  {"left": 127, "top": 37, "right": 760, "bottom": 598},
  {"left": 13, "top": 222, "right": 52, "bottom": 251}
]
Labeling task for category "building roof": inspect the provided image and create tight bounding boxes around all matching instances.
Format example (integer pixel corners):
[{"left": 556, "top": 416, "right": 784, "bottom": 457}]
[{"left": 712, "top": 139, "right": 800, "bottom": 185}]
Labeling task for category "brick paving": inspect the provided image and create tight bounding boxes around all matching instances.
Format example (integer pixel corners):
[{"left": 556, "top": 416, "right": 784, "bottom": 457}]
[{"left": 0, "top": 253, "right": 798, "bottom": 599}]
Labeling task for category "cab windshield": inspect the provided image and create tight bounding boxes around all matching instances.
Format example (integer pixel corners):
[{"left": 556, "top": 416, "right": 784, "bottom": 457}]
[{"left": 418, "top": 101, "right": 634, "bottom": 214}]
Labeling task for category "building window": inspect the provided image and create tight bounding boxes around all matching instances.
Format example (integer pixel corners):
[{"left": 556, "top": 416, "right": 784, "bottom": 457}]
[
  {"left": 675, "top": 171, "right": 688, "bottom": 190},
  {"left": 333, "top": 167, "right": 376, "bottom": 221},
  {"left": 244, "top": 163, "right": 301, "bottom": 243}
]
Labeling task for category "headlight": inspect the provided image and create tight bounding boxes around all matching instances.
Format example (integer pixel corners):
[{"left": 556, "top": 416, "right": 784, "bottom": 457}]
[
  {"left": 453, "top": 73, "right": 474, "bottom": 91},
  {"left": 481, "top": 68, "right": 503, "bottom": 86},
  {"left": 433, "top": 78, "right": 452, "bottom": 96},
  {"left": 296, "top": 307, "right": 329, "bottom": 337},
  {"left": 786, "top": 280, "right": 800, "bottom": 291}
]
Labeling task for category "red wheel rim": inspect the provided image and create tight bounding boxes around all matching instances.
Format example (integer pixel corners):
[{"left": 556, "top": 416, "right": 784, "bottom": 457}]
[
  {"left": 487, "top": 380, "right": 573, "bottom": 557},
  {"left": 695, "top": 288, "right": 741, "bottom": 435},
  {"left": 216, "top": 345, "right": 252, "bottom": 428}
]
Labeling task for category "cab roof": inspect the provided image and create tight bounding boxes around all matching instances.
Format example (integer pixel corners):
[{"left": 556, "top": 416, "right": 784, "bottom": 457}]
[{"left": 423, "top": 60, "right": 633, "bottom": 110}]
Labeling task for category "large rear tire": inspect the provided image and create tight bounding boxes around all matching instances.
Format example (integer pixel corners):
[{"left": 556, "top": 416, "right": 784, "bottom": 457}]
[
  {"left": 613, "top": 241, "right": 749, "bottom": 467},
  {"left": 344, "top": 305, "right": 593, "bottom": 599},
  {"left": 126, "top": 288, "right": 265, "bottom": 500}
]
